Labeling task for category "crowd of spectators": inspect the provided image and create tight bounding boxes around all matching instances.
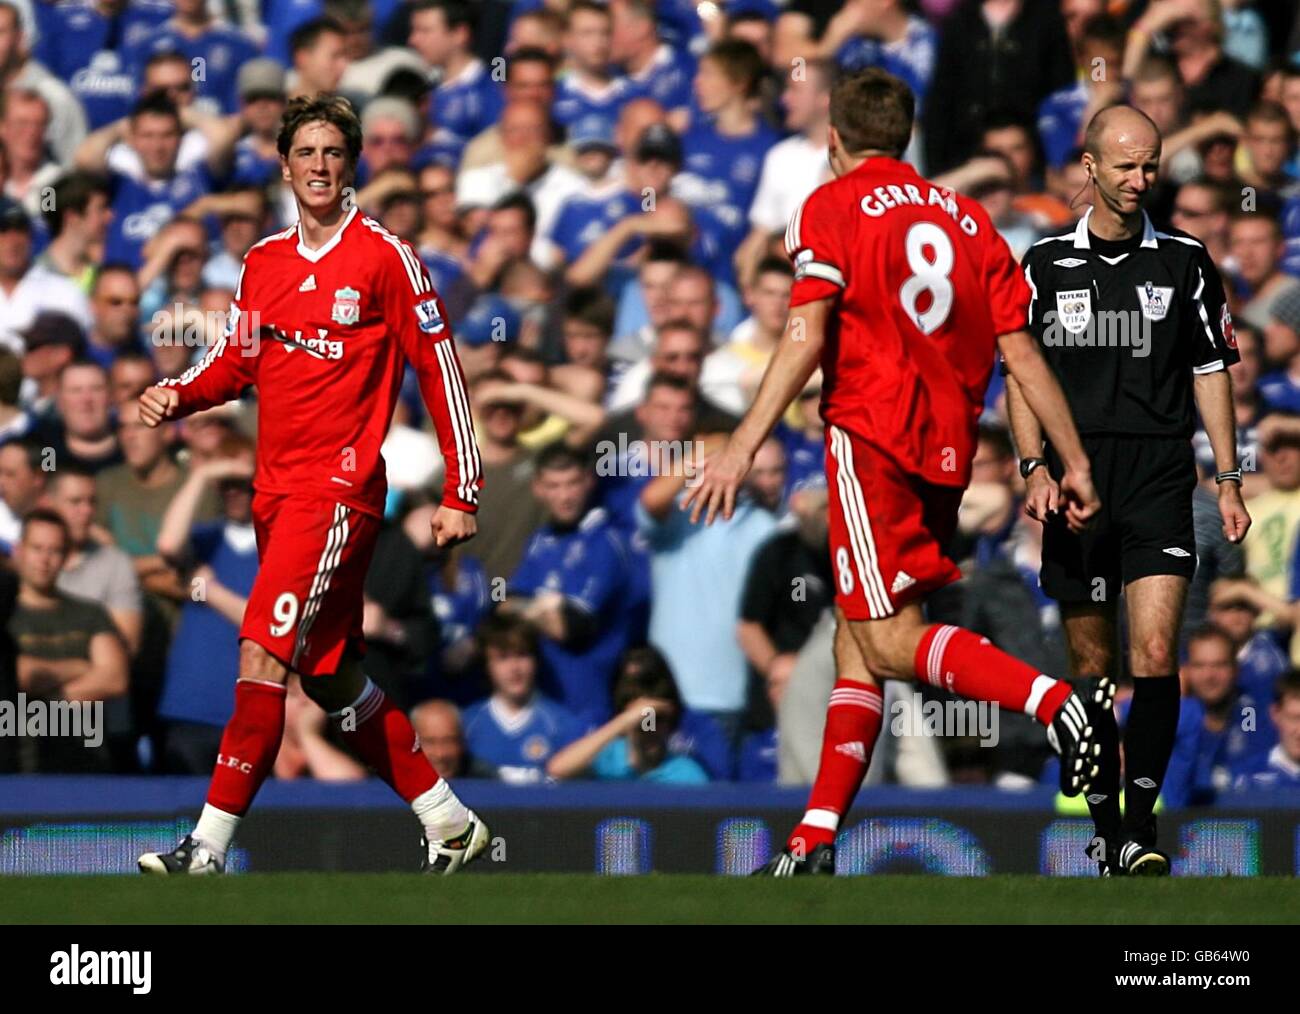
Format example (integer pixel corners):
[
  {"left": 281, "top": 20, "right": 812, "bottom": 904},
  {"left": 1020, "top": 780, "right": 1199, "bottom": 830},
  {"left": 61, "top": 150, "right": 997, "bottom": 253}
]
[{"left": 0, "top": 0, "right": 1299, "bottom": 799}]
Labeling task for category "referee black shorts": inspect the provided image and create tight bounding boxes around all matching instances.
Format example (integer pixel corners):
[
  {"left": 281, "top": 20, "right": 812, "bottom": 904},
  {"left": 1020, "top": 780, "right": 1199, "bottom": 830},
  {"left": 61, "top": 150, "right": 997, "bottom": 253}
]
[{"left": 1040, "top": 435, "right": 1197, "bottom": 605}]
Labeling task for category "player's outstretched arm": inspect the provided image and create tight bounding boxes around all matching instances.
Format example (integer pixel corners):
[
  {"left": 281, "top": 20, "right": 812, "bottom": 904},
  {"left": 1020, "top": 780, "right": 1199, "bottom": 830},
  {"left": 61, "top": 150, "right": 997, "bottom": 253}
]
[
  {"left": 998, "top": 329, "right": 1099, "bottom": 532},
  {"left": 683, "top": 297, "right": 828, "bottom": 525}
]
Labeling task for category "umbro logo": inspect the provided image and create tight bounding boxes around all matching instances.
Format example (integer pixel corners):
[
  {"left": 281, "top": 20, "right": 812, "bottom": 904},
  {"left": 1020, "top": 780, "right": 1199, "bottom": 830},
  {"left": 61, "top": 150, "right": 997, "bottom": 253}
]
[
  {"left": 1163, "top": 547, "right": 1192, "bottom": 558},
  {"left": 1053, "top": 258, "right": 1087, "bottom": 268},
  {"left": 834, "top": 741, "right": 868, "bottom": 762},
  {"left": 1087, "top": 793, "right": 1108, "bottom": 804},
  {"left": 891, "top": 571, "right": 915, "bottom": 594},
  {"left": 1134, "top": 777, "right": 1158, "bottom": 789},
  {"left": 299, "top": 274, "right": 317, "bottom": 292}
]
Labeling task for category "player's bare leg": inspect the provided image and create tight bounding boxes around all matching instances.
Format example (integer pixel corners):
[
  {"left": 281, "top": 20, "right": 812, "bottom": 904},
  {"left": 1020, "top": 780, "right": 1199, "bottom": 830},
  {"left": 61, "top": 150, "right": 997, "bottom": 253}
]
[
  {"left": 1115, "top": 574, "right": 1188, "bottom": 876},
  {"left": 1060, "top": 603, "right": 1123, "bottom": 875},
  {"left": 305, "top": 655, "right": 490, "bottom": 874},
  {"left": 139, "top": 640, "right": 291, "bottom": 875}
]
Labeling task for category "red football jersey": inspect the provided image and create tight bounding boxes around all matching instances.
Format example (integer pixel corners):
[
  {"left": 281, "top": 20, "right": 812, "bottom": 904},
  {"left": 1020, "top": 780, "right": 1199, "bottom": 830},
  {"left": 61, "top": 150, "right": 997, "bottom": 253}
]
[
  {"left": 161, "top": 207, "right": 481, "bottom": 516},
  {"left": 785, "top": 157, "right": 1030, "bottom": 488}
]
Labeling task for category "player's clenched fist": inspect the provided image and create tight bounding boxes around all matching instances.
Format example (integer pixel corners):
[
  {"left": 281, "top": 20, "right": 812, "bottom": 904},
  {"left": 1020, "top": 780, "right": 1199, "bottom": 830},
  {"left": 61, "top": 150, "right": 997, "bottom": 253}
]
[
  {"left": 138, "top": 386, "right": 180, "bottom": 427},
  {"left": 431, "top": 505, "right": 476, "bottom": 547}
]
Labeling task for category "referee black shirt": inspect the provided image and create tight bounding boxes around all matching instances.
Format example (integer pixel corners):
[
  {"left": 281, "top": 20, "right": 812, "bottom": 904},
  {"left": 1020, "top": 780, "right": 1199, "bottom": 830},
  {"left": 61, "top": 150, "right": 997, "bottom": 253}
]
[{"left": 1020, "top": 210, "right": 1240, "bottom": 436}]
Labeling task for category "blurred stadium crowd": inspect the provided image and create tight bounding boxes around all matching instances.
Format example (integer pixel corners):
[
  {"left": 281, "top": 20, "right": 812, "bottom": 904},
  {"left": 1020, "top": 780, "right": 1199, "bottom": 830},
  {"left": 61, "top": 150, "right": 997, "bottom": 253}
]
[{"left": 0, "top": 0, "right": 1299, "bottom": 799}]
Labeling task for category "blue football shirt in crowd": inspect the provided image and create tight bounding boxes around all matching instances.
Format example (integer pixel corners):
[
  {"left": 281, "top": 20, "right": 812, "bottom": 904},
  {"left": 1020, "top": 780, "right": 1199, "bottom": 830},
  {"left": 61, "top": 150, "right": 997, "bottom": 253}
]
[
  {"left": 625, "top": 44, "right": 694, "bottom": 115},
  {"left": 125, "top": 22, "right": 258, "bottom": 114},
  {"left": 834, "top": 15, "right": 937, "bottom": 105},
  {"left": 463, "top": 694, "right": 584, "bottom": 782},
  {"left": 509, "top": 508, "right": 636, "bottom": 726},
  {"left": 157, "top": 522, "right": 259, "bottom": 729},
  {"left": 432, "top": 59, "right": 505, "bottom": 146},
  {"left": 551, "top": 74, "right": 629, "bottom": 135},
  {"left": 675, "top": 117, "right": 779, "bottom": 252},
  {"left": 36, "top": 0, "right": 167, "bottom": 129},
  {"left": 1037, "top": 80, "right": 1090, "bottom": 170},
  {"left": 106, "top": 166, "right": 214, "bottom": 269}
]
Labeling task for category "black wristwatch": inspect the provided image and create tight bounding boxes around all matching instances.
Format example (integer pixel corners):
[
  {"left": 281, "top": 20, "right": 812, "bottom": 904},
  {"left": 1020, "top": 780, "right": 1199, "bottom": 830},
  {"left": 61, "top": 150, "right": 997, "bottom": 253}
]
[{"left": 1019, "top": 457, "right": 1048, "bottom": 480}]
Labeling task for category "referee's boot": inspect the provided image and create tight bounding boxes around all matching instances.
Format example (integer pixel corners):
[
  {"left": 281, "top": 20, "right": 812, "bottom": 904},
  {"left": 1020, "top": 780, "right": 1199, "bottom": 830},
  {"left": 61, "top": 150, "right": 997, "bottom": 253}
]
[
  {"left": 1116, "top": 816, "right": 1171, "bottom": 876},
  {"left": 752, "top": 843, "right": 836, "bottom": 877},
  {"left": 1047, "top": 690, "right": 1102, "bottom": 797}
]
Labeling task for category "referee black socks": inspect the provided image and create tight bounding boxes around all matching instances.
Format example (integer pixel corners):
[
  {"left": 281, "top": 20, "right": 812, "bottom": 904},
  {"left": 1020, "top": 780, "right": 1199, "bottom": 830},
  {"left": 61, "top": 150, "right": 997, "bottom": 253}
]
[
  {"left": 1082, "top": 679, "right": 1122, "bottom": 857},
  {"left": 1121, "top": 674, "right": 1181, "bottom": 845}
]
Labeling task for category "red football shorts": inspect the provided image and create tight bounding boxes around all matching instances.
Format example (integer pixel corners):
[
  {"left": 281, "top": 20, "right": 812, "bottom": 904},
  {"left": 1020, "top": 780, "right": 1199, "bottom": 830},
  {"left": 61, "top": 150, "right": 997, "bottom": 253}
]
[
  {"left": 239, "top": 493, "right": 380, "bottom": 677},
  {"left": 824, "top": 425, "right": 964, "bottom": 621}
]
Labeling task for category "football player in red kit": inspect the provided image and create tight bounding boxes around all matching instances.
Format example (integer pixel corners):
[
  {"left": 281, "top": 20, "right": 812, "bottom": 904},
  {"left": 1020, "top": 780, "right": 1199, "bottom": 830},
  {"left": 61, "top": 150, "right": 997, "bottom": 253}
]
[
  {"left": 686, "top": 69, "right": 1111, "bottom": 876},
  {"left": 137, "top": 95, "right": 488, "bottom": 875}
]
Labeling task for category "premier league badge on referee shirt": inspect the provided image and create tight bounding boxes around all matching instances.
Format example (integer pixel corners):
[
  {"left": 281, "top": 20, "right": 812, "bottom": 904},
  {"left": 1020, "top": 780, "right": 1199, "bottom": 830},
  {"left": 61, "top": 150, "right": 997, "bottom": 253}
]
[
  {"left": 1136, "top": 280, "right": 1174, "bottom": 321},
  {"left": 1056, "top": 289, "right": 1092, "bottom": 334},
  {"left": 331, "top": 287, "right": 361, "bottom": 326}
]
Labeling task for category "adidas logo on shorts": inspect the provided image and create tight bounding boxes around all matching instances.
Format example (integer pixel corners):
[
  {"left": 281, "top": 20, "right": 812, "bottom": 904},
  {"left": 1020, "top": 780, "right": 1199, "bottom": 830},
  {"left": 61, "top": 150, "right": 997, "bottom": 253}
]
[{"left": 891, "top": 571, "right": 915, "bottom": 594}]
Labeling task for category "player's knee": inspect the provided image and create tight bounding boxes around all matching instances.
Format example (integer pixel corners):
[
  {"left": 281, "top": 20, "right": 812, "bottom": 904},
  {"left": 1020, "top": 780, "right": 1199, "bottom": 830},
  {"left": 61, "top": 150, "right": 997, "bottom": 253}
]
[
  {"left": 300, "top": 665, "right": 365, "bottom": 714},
  {"left": 1132, "top": 637, "right": 1177, "bottom": 676},
  {"left": 238, "top": 639, "right": 289, "bottom": 684}
]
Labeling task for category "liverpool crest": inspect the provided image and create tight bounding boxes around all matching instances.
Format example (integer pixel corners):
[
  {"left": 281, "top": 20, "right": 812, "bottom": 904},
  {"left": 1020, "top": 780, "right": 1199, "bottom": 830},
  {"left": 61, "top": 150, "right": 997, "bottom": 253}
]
[{"left": 331, "top": 286, "right": 361, "bottom": 325}]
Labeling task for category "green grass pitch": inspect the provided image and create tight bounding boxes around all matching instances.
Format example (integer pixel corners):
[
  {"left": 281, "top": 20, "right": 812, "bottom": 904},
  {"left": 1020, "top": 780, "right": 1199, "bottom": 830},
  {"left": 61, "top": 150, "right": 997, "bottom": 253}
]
[{"left": 3, "top": 874, "right": 1299, "bottom": 924}]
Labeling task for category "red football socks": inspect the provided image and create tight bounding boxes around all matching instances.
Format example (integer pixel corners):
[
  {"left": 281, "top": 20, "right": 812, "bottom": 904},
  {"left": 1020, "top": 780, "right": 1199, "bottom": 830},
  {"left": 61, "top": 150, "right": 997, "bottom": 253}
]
[
  {"left": 337, "top": 679, "right": 439, "bottom": 802},
  {"left": 915, "top": 624, "right": 1072, "bottom": 725},
  {"left": 787, "top": 680, "right": 884, "bottom": 854},
  {"left": 206, "top": 679, "right": 287, "bottom": 816}
]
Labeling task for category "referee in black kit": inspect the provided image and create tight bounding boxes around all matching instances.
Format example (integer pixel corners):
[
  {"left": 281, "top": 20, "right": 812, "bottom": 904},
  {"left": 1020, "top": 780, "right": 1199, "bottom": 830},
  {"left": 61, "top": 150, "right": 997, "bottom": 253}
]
[{"left": 1007, "top": 105, "right": 1250, "bottom": 877}]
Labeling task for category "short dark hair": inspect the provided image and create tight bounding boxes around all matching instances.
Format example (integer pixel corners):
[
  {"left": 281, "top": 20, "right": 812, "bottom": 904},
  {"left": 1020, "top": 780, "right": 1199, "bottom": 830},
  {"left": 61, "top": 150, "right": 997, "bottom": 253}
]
[
  {"left": 829, "top": 68, "right": 914, "bottom": 158},
  {"left": 21, "top": 507, "right": 68, "bottom": 544},
  {"left": 977, "top": 423, "right": 1014, "bottom": 461},
  {"left": 277, "top": 93, "right": 363, "bottom": 168},
  {"left": 477, "top": 612, "right": 538, "bottom": 657},
  {"left": 92, "top": 262, "right": 139, "bottom": 295},
  {"left": 534, "top": 440, "right": 588, "bottom": 475},
  {"left": 44, "top": 171, "right": 111, "bottom": 236},
  {"left": 701, "top": 38, "right": 765, "bottom": 99},
  {"left": 613, "top": 645, "right": 682, "bottom": 714},
  {"left": 1079, "top": 14, "right": 1127, "bottom": 53},
  {"left": 2, "top": 439, "right": 46, "bottom": 475},
  {"left": 490, "top": 191, "right": 538, "bottom": 234},
  {"left": 563, "top": 288, "right": 616, "bottom": 337},
  {"left": 411, "top": 0, "right": 474, "bottom": 32},
  {"left": 1274, "top": 670, "right": 1300, "bottom": 706},
  {"left": 754, "top": 255, "right": 794, "bottom": 280},
  {"left": 508, "top": 46, "right": 556, "bottom": 76},
  {"left": 49, "top": 463, "right": 97, "bottom": 492},
  {"left": 0, "top": 347, "right": 21, "bottom": 406},
  {"left": 644, "top": 370, "right": 694, "bottom": 398},
  {"left": 130, "top": 90, "right": 182, "bottom": 127},
  {"left": 290, "top": 16, "right": 346, "bottom": 56}
]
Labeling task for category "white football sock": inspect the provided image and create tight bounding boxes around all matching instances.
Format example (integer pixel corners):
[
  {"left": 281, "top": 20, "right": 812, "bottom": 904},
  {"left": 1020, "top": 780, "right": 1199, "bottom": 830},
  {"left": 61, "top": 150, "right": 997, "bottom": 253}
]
[
  {"left": 411, "top": 780, "right": 470, "bottom": 841},
  {"left": 193, "top": 803, "right": 240, "bottom": 860}
]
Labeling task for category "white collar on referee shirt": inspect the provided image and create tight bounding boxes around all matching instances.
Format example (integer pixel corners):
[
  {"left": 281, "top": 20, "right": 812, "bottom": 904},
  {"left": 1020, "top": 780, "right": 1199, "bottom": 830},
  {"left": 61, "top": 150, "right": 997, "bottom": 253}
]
[{"left": 1072, "top": 207, "right": 1159, "bottom": 250}]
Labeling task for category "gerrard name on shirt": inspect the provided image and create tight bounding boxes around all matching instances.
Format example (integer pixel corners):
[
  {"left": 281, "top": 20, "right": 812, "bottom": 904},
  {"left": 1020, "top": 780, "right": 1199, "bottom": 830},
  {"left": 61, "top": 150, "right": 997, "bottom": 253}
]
[{"left": 859, "top": 183, "right": 980, "bottom": 236}]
